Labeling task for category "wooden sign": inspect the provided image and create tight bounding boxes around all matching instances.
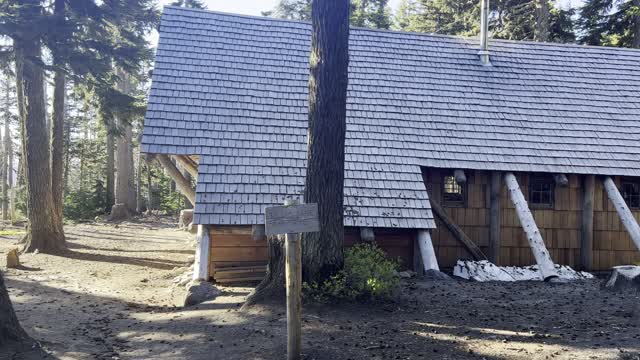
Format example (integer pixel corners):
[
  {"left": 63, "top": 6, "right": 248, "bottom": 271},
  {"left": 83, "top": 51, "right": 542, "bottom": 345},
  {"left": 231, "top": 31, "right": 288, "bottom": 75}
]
[{"left": 265, "top": 202, "right": 320, "bottom": 236}]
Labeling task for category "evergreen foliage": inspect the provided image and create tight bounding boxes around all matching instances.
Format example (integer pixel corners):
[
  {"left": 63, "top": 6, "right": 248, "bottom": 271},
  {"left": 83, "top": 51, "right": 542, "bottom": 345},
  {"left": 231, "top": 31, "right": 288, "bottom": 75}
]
[
  {"left": 578, "top": 0, "right": 640, "bottom": 47},
  {"left": 263, "top": 0, "right": 392, "bottom": 29}
]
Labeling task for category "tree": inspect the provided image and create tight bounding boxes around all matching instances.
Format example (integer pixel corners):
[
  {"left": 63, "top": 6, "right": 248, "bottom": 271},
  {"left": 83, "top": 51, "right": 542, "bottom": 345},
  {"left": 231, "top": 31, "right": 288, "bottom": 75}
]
[
  {"left": 170, "top": 0, "right": 207, "bottom": 9},
  {"left": 113, "top": 70, "right": 137, "bottom": 215},
  {"left": 246, "top": 0, "right": 350, "bottom": 305},
  {"left": 0, "top": 271, "right": 34, "bottom": 353},
  {"left": 394, "top": 0, "right": 422, "bottom": 31},
  {"left": 578, "top": 0, "right": 640, "bottom": 48},
  {"left": 264, "top": 0, "right": 392, "bottom": 29}
]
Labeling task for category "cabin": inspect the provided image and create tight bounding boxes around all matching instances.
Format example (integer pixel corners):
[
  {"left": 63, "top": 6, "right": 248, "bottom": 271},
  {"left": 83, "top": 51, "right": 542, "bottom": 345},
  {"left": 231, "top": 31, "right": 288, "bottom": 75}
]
[{"left": 141, "top": 6, "right": 640, "bottom": 283}]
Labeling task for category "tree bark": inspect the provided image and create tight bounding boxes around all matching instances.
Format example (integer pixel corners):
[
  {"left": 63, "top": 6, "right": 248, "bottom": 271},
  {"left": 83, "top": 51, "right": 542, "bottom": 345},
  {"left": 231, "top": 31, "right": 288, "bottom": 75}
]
[
  {"left": 535, "top": 0, "right": 550, "bottom": 42},
  {"left": 300, "top": 0, "right": 351, "bottom": 284},
  {"left": 2, "top": 76, "right": 10, "bottom": 221},
  {"left": 0, "top": 271, "right": 31, "bottom": 347},
  {"left": 115, "top": 120, "right": 136, "bottom": 212},
  {"left": 106, "top": 128, "right": 115, "bottom": 212},
  {"left": 51, "top": 0, "right": 66, "bottom": 226},
  {"left": 633, "top": 0, "right": 640, "bottom": 48},
  {"left": 243, "top": 236, "right": 286, "bottom": 307},
  {"left": 15, "top": 6, "right": 66, "bottom": 253},
  {"left": 146, "top": 156, "right": 153, "bottom": 211}
]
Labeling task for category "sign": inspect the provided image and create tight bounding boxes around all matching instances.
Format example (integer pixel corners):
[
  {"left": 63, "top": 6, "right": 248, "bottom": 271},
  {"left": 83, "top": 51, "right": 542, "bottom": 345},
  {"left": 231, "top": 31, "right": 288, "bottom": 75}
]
[{"left": 265, "top": 202, "right": 320, "bottom": 236}]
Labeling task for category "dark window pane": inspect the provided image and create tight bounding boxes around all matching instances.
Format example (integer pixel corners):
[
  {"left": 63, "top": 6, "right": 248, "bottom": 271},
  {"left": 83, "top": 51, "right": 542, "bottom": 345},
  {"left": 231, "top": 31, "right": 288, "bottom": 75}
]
[
  {"left": 529, "top": 174, "right": 554, "bottom": 208},
  {"left": 443, "top": 175, "right": 465, "bottom": 207}
]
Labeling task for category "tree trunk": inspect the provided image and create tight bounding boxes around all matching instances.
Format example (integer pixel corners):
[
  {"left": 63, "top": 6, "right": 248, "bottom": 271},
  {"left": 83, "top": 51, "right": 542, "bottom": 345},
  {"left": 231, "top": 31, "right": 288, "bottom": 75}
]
[
  {"left": 51, "top": 0, "right": 66, "bottom": 225},
  {"left": 115, "top": 120, "right": 136, "bottom": 212},
  {"left": 63, "top": 103, "right": 70, "bottom": 193},
  {"left": 633, "top": 0, "right": 640, "bottom": 48},
  {"left": 300, "top": 0, "right": 350, "bottom": 283},
  {"left": 2, "top": 76, "right": 10, "bottom": 221},
  {"left": 0, "top": 271, "right": 31, "bottom": 347},
  {"left": 146, "top": 157, "right": 153, "bottom": 212},
  {"left": 243, "top": 237, "right": 286, "bottom": 307},
  {"left": 105, "top": 128, "right": 115, "bottom": 212},
  {"left": 136, "top": 147, "right": 143, "bottom": 213},
  {"left": 15, "top": 9, "right": 66, "bottom": 253},
  {"left": 535, "top": 0, "right": 550, "bottom": 42}
]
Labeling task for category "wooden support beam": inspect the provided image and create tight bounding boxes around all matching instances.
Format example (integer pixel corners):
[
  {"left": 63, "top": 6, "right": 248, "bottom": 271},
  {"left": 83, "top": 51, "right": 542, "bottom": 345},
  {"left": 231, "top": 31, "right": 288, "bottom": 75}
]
[
  {"left": 581, "top": 175, "right": 595, "bottom": 271},
  {"left": 413, "top": 236, "right": 425, "bottom": 276},
  {"left": 359, "top": 227, "right": 375, "bottom": 242},
  {"left": 429, "top": 200, "right": 487, "bottom": 260},
  {"left": 173, "top": 155, "right": 198, "bottom": 178},
  {"left": 554, "top": 174, "right": 569, "bottom": 187},
  {"left": 417, "top": 230, "right": 439, "bottom": 271},
  {"left": 504, "top": 172, "right": 558, "bottom": 280},
  {"left": 193, "top": 225, "right": 210, "bottom": 281},
  {"left": 603, "top": 176, "right": 640, "bottom": 252},
  {"left": 156, "top": 154, "right": 196, "bottom": 206},
  {"left": 252, "top": 224, "right": 266, "bottom": 241},
  {"left": 454, "top": 169, "right": 467, "bottom": 184},
  {"left": 489, "top": 171, "right": 501, "bottom": 264}
]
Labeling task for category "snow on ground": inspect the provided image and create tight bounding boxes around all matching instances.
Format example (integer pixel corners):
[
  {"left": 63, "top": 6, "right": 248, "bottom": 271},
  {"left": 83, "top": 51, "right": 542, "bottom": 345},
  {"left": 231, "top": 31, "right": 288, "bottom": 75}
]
[{"left": 453, "top": 260, "right": 595, "bottom": 282}]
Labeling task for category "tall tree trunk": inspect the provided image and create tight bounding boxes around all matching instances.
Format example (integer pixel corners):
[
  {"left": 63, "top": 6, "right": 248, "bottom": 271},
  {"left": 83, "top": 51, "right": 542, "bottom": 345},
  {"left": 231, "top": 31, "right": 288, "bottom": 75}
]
[
  {"left": 106, "top": 128, "right": 115, "bottom": 212},
  {"left": 301, "top": 0, "right": 350, "bottom": 283},
  {"left": 15, "top": 1, "right": 66, "bottom": 253},
  {"left": 633, "top": 0, "right": 640, "bottom": 48},
  {"left": 0, "top": 271, "right": 31, "bottom": 347},
  {"left": 51, "top": 0, "right": 66, "bottom": 225},
  {"left": 535, "top": 0, "right": 550, "bottom": 42},
  {"left": 2, "top": 77, "right": 10, "bottom": 221},
  {"left": 246, "top": 0, "right": 350, "bottom": 306},
  {"left": 146, "top": 159, "right": 153, "bottom": 212},
  {"left": 114, "top": 70, "right": 136, "bottom": 214},
  {"left": 63, "top": 103, "right": 71, "bottom": 192},
  {"left": 136, "top": 144, "right": 143, "bottom": 213}
]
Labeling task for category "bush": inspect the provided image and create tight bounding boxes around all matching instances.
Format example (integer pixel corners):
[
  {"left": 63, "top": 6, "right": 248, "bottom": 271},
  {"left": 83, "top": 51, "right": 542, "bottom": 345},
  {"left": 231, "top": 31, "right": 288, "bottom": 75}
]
[
  {"left": 64, "top": 180, "right": 107, "bottom": 220},
  {"left": 303, "top": 243, "right": 400, "bottom": 303}
]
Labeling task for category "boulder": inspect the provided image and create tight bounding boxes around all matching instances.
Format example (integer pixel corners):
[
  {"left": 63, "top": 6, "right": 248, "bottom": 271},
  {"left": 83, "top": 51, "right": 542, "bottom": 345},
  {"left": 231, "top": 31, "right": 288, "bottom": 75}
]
[
  {"left": 179, "top": 209, "right": 194, "bottom": 229},
  {"left": 183, "top": 280, "right": 221, "bottom": 307},
  {"left": 6, "top": 248, "right": 20, "bottom": 268},
  {"left": 423, "top": 269, "right": 452, "bottom": 281},
  {"left": 603, "top": 266, "right": 640, "bottom": 292}
]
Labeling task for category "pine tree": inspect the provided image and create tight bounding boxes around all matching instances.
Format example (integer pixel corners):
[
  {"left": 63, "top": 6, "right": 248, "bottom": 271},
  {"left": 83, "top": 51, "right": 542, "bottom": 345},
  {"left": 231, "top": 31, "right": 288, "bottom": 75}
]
[
  {"left": 264, "top": 0, "right": 392, "bottom": 29},
  {"left": 578, "top": 0, "right": 640, "bottom": 48},
  {"left": 170, "top": 0, "right": 207, "bottom": 8}
]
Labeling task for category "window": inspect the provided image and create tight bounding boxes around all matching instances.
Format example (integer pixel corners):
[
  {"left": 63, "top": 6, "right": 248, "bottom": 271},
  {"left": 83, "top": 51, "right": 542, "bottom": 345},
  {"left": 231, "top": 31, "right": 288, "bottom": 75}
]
[
  {"left": 529, "top": 174, "right": 554, "bottom": 208},
  {"left": 621, "top": 178, "right": 640, "bottom": 209},
  {"left": 443, "top": 175, "right": 466, "bottom": 207}
]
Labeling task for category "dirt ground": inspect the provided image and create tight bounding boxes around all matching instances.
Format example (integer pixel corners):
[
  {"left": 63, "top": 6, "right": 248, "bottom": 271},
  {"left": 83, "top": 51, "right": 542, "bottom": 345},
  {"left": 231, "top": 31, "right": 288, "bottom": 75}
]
[{"left": 1, "top": 218, "right": 639, "bottom": 360}]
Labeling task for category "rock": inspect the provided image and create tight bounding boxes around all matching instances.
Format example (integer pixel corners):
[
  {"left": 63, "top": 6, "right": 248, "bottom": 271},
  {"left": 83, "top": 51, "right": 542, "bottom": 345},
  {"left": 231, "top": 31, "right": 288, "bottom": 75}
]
[
  {"left": 603, "top": 266, "right": 640, "bottom": 292},
  {"left": 397, "top": 270, "right": 416, "bottom": 279},
  {"left": 423, "top": 269, "right": 452, "bottom": 281},
  {"left": 179, "top": 209, "right": 194, "bottom": 229},
  {"left": 109, "top": 203, "right": 130, "bottom": 221},
  {"left": 6, "top": 248, "right": 20, "bottom": 268},
  {"left": 183, "top": 280, "right": 221, "bottom": 307}
]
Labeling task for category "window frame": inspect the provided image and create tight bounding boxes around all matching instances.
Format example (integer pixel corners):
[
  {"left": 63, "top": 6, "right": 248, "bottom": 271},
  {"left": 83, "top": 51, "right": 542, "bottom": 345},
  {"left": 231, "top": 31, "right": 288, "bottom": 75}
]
[
  {"left": 528, "top": 174, "right": 555, "bottom": 209},
  {"left": 620, "top": 177, "right": 640, "bottom": 209},
  {"left": 442, "top": 174, "right": 467, "bottom": 208}
]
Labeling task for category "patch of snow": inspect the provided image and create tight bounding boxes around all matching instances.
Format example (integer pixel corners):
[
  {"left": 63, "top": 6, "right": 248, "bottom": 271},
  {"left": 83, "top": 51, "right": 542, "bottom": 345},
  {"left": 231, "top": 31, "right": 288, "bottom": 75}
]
[{"left": 453, "top": 260, "right": 594, "bottom": 282}]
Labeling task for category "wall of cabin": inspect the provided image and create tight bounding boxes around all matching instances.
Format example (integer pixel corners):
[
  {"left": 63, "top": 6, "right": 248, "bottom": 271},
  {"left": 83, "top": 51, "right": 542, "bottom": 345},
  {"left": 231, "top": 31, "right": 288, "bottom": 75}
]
[
  {"left": 423, "top": 167, "right": 640, "bottom": 271},
  {"left": 208, "top": 226, "right": 417, "bottom": 283}
]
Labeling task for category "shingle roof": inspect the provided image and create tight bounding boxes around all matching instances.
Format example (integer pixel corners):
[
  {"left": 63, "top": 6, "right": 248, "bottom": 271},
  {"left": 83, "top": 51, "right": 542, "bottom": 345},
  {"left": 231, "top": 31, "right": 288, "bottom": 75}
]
[{"left": 142, "top": 6, "right": 640, "bottom": 227}]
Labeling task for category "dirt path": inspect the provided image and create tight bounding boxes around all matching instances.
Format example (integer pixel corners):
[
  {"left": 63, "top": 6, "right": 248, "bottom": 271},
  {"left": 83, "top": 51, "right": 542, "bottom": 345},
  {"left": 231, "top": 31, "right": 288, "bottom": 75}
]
[{"left": 1, "top": 220, "right": 639, "bottom": 360}]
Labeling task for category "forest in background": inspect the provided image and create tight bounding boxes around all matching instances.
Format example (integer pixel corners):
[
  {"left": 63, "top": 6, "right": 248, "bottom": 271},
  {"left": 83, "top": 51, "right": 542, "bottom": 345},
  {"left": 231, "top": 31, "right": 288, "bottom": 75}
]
[{"left": 0, "top": 0, "right": 637, "bottom": 239}]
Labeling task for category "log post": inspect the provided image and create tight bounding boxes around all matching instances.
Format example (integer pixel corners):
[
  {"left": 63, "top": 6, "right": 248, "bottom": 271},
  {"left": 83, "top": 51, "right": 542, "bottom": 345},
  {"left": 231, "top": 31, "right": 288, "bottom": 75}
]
[
  {"left": 193, "top": 225, "right": 210, "bottom": 281},
  {"left": 359, "top": 227, "right": 375, "bottom": 242},
  {"left": 554, "top": 174, "right": 569, "bottom": 187},
  {"left": 283, "top": 199, "right": 301, "bottom": 360},
  {"left": 413, "top": 235, "right": 425, "bottom": 276},
  {"left": 504, "top": 172, "right": 558, "bottom": 281},
  {"left": 603, "top": 176, "right": 640, "bottom": 252},
  {"left": 581, "top": 175, "right": 595, "bottom": 271},
  {"left": 489, "top": 171, "right": 501, "bottom": 264},
  {"left": 155, "top": 154, "right": 196, "bottom": 206},
  {"left": 173, "top": 155, "right": 198, "bottom": 178},
  {"left": 417, "top": 230, "right": 439, "bottom": 271},
  {"left": 429, "top": 200, "right": 487, "bottom": 260}
]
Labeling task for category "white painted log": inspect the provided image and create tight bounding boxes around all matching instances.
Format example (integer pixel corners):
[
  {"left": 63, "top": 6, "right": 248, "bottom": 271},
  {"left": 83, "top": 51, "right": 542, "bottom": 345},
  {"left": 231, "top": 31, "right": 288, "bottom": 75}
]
[
  {"left": 454, "top": 169, "right": 467, "bottom": 184},
  {"left": 603, "top": 176, "right": 640, "bottom": 252},
  {"left": 553, "top": 174, "right": 569, "bottom": 187},
  {"left": 193, "top": 225, "right": 211, "bottom": 281},
  {"left": 504, "top": 172, "right": 558, "bottom": 281},
  {"left": 417, "top": 230, "right": 439, "bottom": 272}
]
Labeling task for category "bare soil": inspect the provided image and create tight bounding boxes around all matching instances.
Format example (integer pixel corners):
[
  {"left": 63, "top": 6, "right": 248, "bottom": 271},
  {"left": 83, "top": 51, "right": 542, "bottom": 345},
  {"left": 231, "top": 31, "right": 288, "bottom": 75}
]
[{"left": 1, "top": 218, "right": 639, "bottom": 360}]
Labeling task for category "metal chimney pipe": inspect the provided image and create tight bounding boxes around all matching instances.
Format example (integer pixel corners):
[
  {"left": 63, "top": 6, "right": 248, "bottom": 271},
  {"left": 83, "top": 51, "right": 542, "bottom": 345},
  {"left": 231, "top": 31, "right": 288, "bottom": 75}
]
[{"left": 478, "top": 0, "right": 491, "bottom": 65}]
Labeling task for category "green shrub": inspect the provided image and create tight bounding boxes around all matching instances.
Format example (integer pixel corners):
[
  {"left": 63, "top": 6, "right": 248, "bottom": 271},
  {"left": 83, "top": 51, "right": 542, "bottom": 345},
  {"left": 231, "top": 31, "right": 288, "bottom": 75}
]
[
  {"left": 303, "top": 243, "right": 400, "bottom": 303},
  {"left": 64, "top": 180, "right": 107, "bottom": 220}
]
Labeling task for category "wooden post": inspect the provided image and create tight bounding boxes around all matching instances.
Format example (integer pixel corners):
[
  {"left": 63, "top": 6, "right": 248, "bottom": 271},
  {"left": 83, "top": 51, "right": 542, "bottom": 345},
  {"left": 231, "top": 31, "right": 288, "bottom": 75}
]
[
  {"left": 193, "top": 225, "right": 210, "bottom": 281},
  {"left": 359, "top": 227, "right": 375, "bottom": 242},
  {"left": 603, "top": 176, "right": 640, "bottom": 252},
  {"left": 173, "top": 155, "right": 198, "bottom": 178},
  {"left": 284, "top": 199, "right": 302, "bottom": 360},
  {"left": 504, "top": 172, "right": 558, "bottom": 280},
  {"left": 264, "top": 200, "right": 319, "bottom": 360},
  {"left": 581, "top": 175, "right": 595, "bottom": 271},
  {"left": 489, "top": 171, "right": 501, "bottom": 264},
  {"left": 155, "top": 154, "right": 196, "bottom": 206},
  {"left": 413, "top": 235, "right": 425, "bottom": 276},
  {"left": 429, "top": 200, "right": 487, "bottom": 260},
  {"left": 417, "top": 229, "right": 439, "bottom": 271}
]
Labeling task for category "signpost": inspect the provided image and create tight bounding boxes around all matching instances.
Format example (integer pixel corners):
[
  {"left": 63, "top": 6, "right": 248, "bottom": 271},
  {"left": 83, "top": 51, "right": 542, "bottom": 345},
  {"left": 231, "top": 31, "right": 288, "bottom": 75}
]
[{"left": 265, "top": 199, "right": 320, "bottom": 360}]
